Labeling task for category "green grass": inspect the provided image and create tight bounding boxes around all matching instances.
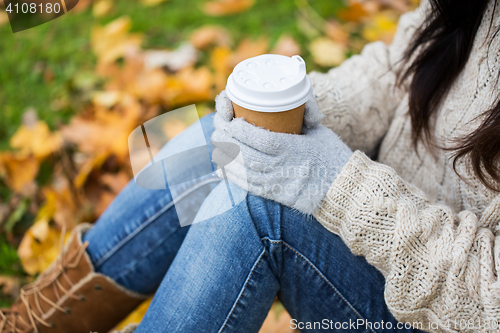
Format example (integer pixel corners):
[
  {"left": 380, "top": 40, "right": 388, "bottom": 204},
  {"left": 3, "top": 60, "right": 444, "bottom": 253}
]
[{"left": 0, "top": 0, "right": 343, "bottom": 150}]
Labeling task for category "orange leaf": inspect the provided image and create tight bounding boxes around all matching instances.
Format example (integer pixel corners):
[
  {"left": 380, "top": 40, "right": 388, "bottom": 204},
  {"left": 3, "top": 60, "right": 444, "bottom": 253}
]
[
  {"left": 190, "top": 25, "right": 232, "bottom": 50},
  {"left": 230, "top": 37, "right": 269, "bottom": 68},
  {"left": 325, "top": 21, "right": 350, "bottom": 46},
  {"left": 162, "top": 66, "right": 214, "bottom": 106},
  {"left": 338, "top": 2, "right": 368, "bottom": 22},
  {"left": 0, "top": 153, "right": 39, "bottom": 194},
  {"left": 271, "top": 34, "right": 301, "bottom": 57},
  {"left": 62, "top": 97, "right": 142, "bottom": 161},
  {"left": 203, "top": 0, "right": 255, "bottom": 16}
]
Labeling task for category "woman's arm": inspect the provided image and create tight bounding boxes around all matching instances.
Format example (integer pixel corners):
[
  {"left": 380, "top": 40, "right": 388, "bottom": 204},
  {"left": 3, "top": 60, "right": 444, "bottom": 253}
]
[
  {"left": 314, "top": 150, "right": 500, "bottom": 332},
  {"left": 309, "top": 4, "right": 427, "bottom": 157}
]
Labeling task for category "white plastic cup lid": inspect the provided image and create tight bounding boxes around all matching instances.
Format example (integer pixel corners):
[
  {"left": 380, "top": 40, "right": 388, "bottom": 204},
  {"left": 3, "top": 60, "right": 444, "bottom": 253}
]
[{"left": 225, "top": 54, "right": 312, "bottom": 112}]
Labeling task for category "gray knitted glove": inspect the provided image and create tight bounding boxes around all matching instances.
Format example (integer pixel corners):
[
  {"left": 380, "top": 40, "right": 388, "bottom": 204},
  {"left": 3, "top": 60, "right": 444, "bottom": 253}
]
[{"left": 211, "top": 90, "right": 353, "bottom": 215}]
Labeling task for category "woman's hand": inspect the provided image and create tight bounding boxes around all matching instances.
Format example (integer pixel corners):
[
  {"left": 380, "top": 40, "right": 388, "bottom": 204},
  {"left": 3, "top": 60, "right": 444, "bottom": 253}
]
[{"left": 211, "top": 90, "right": 353, "bottom": 215}]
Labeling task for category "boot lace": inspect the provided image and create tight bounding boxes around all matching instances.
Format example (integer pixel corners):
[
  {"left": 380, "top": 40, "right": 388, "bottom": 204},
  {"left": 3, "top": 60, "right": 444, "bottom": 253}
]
[{"left": 0, "top": 225, "right": 89, "bottom": 333}]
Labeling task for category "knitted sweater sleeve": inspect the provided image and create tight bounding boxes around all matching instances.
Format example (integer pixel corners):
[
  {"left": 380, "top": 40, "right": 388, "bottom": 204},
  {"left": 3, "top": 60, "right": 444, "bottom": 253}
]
[
  {"left": 314, "top": 151, "right": 500, "bottom": 332},
  {"left": 308, "top": 4, "right": 427, "bottom": 157}
]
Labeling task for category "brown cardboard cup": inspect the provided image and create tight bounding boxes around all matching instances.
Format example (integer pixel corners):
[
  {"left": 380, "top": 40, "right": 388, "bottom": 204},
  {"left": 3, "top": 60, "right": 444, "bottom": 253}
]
[{"left": 232, "top": 102, "right": 305, "bottom": 134}]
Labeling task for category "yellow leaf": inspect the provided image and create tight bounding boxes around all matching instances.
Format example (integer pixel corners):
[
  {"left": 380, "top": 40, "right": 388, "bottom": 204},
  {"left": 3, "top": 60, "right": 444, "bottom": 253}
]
[
  {"left": 0, "top": 153, "right": 39, "bottom": 194},
  {"left": 361, "top": 12, "right": 398, "bottom": 44},
  {"left": 271, "top": 34, "right": 301, "bottom": 57},
  {"left": 190, "top": 25, "right": 232, "bottom": 50},
  {"left": 92, "top": 0, "right": 114, "bottom": 17},
  {"left": 91, "top": 17, "right": 143, "bottom": 64},
  {"left": 210, "top": 46, "right": 232, "bottom": 92},
  {"left": 18, "top": 219, "right": 64, "bottom": 276},
  {"left": 10, "top": 121, "right": 62, "bottom": 160},
  {"left": 73, "top": 152, "right": 108, "bottom": 188},
  {"left": 309, "top": 37, "right": 346, "bottom": 67},
  {"left": 163, "top": 66, "right": 214, "bottom": 106},
  {"left": 42, "top": 182, "right": 78, "bottom": 230},
  {"left": 203, "top": 0, "right": 255, "bottom": 16},
  {"left": 115, "top": 298, "right": 152, "bottom": 330},
  {"left": 140, "top": 0, "right": 170, "bottom": 7}
]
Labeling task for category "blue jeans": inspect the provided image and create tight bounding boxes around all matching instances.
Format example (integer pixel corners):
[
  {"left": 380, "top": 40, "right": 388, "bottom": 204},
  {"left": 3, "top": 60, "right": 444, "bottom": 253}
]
[{"left": 83, "top": 114, "right": 425, "bottom": 333}]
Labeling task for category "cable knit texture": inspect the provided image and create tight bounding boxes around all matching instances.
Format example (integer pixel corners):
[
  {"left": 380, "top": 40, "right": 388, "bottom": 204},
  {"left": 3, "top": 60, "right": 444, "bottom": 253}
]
[{"left": 311, "top": 0, "right": 500, "bottom": 331}]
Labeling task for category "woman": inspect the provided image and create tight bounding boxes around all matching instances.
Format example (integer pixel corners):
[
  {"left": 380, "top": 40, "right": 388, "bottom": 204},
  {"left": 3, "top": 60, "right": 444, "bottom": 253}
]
[{"left": 2, "top": 0, "right": 500, "bottom": 331}]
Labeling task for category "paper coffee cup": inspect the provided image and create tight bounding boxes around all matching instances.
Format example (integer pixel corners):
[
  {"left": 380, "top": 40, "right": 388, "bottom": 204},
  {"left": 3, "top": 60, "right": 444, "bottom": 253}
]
[{"left": 225, "top": 54, "right": 312, "bottom": 134}]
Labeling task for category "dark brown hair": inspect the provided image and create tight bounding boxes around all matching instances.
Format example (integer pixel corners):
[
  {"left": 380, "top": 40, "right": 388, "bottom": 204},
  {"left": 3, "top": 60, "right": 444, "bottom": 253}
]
[{"left": 399, "top": 0, "right": 500, "bottom": 191}]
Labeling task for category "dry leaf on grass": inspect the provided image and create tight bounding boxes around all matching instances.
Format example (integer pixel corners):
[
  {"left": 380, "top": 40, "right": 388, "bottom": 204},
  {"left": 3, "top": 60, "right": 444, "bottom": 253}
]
[
  {"left": 229, "top": 37, "right": 269, "bottom": 68},
  {"left": 129, "top": 69, "right": 169, "bottom": 104},
  {"left": 91, "top": 17, "right": 143, "bottom": 64},
  {"left": 63, "top": 99, "right": 141, "bottom": 159},
  {"left": 190, "top": 25, "right": 232, "bottom": 50},
  {"left": 210, "top": 46, "right": 232, "bottom": 92},
  {"left": 41, "top": 181, "right": 78, "bottom": 230},
  {"left": 309, "top": 37, "right": 346, "bottom": 67},
  {"left": 17, "top": 218, "right": 66, "bottom": 275},
  {"left": 203, "top": 0, "right": 255, "bottom": 16},
  {"left": 0, "top": 153, "right": 39, "bottom": 194},
  {"left": 163, "top": 66, "right": 214, "bottom": 106},
  {"left": 92, "top": 0, "right": 114, "bottom": 17},
  {"left": 10, "top": 121, "right": 62, "bottom": 160},
  {"left": 271, "top": 34, "right": 301, "bottom": 57}
]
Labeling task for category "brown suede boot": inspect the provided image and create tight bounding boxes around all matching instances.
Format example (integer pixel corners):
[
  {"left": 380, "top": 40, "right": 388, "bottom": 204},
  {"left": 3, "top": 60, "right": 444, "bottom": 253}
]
[{"left": 0, "top": 223, "right": 148, "bottom": 333}]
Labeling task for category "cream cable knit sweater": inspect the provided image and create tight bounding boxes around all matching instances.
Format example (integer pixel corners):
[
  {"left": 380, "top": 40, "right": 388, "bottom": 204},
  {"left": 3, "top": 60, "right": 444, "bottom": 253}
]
[{"left": 310, "top": 0, "right": 500, "bottom": 332}]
